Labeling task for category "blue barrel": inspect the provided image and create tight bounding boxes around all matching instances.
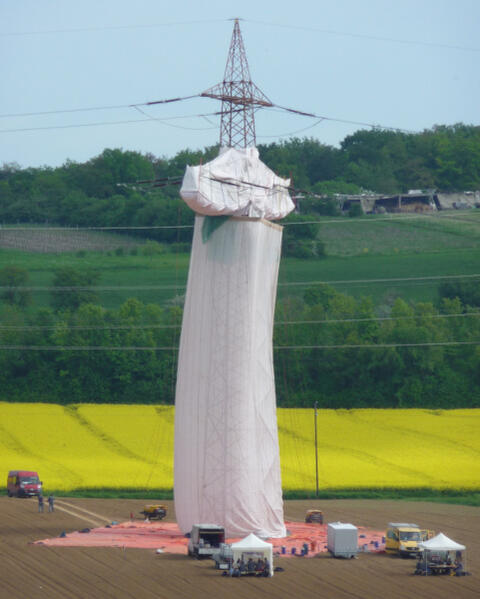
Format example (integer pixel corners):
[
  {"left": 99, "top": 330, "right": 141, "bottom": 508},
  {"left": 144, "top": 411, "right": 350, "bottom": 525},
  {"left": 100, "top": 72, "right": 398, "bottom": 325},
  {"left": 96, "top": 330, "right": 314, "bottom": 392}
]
[
  {"left": 291, "top": 547, "right": 296, "bottom": 555},
  {"left": 281, "top": 546, "right": 286, "bottom": 554}
]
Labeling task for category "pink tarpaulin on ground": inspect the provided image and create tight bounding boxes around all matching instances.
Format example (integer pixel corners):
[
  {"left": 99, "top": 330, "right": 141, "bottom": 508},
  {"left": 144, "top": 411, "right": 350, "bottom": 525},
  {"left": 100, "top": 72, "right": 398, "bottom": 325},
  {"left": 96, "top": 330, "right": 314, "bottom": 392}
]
[{"left": 35, "top": 521, "right": 385, "bottom": 556}]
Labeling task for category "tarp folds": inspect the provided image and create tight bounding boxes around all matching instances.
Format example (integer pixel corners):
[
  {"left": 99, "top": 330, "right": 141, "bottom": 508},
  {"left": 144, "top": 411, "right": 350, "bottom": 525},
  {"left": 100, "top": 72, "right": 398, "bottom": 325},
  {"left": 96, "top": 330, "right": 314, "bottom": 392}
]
[
  {"left": 180, "top": 146, "right": 294, "bottom": 220},
  {"left": 174, "top": 216, "right": 286, "bottom": 539}
]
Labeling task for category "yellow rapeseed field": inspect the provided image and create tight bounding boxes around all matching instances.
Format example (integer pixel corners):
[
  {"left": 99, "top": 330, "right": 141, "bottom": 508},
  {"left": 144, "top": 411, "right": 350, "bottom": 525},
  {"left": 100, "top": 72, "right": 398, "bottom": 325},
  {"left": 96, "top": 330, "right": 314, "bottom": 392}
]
[{"left": 1, "top": 403, "right": 478, "bottom": 492}]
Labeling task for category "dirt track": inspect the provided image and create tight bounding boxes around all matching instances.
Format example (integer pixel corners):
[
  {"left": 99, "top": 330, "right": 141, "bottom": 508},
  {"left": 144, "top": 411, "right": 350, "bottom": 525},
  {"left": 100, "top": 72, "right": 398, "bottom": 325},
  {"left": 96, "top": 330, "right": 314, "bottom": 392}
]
[{"left": 1, "top": 497, "right": 478, "bottom": 599}]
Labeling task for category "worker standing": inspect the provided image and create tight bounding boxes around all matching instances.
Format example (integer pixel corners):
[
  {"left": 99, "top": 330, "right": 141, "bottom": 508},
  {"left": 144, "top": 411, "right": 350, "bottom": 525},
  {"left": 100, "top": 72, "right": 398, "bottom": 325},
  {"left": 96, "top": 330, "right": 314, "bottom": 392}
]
[
  {"left": 48, "top": 494, "right": 55, "bottom": 512},
  {"left": 38, "top": 494, "right": 44, "bottom": 513}
]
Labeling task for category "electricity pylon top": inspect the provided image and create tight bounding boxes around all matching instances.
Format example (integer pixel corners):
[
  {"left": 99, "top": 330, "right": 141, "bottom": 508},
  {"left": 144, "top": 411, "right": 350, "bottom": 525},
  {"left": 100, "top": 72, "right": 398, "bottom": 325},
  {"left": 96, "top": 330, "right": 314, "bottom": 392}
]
[{"left": 201, "top": 19, "right": 272, "bottom": 149}]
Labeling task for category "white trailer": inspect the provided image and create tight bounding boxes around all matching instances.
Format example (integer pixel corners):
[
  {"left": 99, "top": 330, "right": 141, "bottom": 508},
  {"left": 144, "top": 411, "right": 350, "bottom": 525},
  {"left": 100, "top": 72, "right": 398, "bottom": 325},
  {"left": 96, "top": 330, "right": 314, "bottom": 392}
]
[
  {"left": 327, "top": 522, "right": 358, "bottom": 558},
  {"left": 187, "top": 524, "right": 226, "bottom": 559}
]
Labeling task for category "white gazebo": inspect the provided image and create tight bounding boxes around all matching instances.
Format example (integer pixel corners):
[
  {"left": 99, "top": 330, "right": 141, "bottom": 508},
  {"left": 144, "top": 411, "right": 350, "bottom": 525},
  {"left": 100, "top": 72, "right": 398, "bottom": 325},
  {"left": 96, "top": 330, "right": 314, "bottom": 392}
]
[
  {"left": 231, "top": 533, "right": 274, "bottom": 576},
  {"left": 418, "top": 532, "right": 466, "bottom": 575}
]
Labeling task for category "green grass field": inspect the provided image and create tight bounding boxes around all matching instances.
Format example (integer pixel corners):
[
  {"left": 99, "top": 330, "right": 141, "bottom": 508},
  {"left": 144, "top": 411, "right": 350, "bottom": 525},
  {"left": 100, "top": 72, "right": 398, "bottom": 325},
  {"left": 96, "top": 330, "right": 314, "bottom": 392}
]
[
  {"left": 1, "top": 211, "right": 480, "bottom": 310},
  {"left": 317, "top": 211, "right": 480, "bottom": 256}
]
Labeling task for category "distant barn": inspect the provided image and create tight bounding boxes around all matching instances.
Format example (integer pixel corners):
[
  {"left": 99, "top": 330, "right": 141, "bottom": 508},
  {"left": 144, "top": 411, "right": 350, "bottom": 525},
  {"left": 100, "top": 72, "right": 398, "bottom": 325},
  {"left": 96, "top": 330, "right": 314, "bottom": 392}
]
[{"left": 373, "top": 190, "right": 437, "bottom": 214}]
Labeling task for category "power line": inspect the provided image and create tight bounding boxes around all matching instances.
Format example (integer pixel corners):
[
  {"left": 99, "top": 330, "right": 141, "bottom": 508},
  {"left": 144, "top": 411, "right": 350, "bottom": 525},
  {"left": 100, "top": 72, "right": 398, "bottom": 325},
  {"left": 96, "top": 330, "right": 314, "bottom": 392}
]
[
  {"left": 277, "top": 313, "right": 480, "bottom": 325},
  {"left": 276, "top": 341, "right": 480, "bottom": 350},
  {"left": 0, "top": 104, "right": 134, "bottom": 119},
  {"left": 280, "top": 273, "right": 480, "bottom": 288},
  {"left": 0, "top": 95, "right": 201, "bottom": 119},
  {"left": 1, "top": 212, "right": 479, "bottom": 230},
  {"left": 246, "top": 18, "right": 480, "bottom": 53},
  {"left": 1, "top": 19, "right": 226, "bottom": 37},
  {"left": 0, "top": 340, "right": 478, "bottom": 351},
  {"left": 0, "top": 225, "right": 193, "bottom": 230},
  {"left": 0, "top": 115, "right": 218, "bottom": 134},
  {"left": 0, "top": 118, "right": 153, "bottom": 134},
  {"left": 270, "top": 104, "right": 418, "bottom": 135},
  {"left": 3, "top": 16, "right": 477, "bottom": 53},
  {"left": 1, "top": 273, "right": 479, "bottom": 293},
  {"left": 0, "top": 106, "right": 416, "bottom": 136},
  {"left": 0, "top": 312, "right": 478, "bottom": 332},
  {"left": 258, "top": 118, "right": 326, "bottom": 139},
  {"left": 0, "top": 324, "right": 180, "bottom": 331}
]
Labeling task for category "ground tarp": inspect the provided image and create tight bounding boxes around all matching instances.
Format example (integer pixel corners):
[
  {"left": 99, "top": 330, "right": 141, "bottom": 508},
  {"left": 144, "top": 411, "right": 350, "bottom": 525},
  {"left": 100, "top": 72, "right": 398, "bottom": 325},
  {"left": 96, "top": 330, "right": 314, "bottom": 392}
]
[{"left": 35, "top": 520, "right": 386, "bottom": 556}]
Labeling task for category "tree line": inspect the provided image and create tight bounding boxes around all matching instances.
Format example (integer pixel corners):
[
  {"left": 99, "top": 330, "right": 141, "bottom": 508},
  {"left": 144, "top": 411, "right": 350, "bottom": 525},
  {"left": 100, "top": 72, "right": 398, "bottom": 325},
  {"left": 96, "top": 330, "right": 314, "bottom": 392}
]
[
  {"left": 0, "top": 270, "right": 478, "bottom": 408},
  {"left": 1, "top": 124, "right": 479, "bottom": 407},
  {"left": 1, "top": 124, "right": 479, "bottom": 241}
]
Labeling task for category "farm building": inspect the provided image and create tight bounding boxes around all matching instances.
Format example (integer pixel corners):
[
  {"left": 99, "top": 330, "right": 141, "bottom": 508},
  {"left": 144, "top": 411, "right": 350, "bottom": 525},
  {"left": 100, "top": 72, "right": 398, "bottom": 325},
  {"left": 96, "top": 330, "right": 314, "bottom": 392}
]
[
  {"left": 340, "top": 190, "right": 480, "bottom": 215},
  {"left": 373, "top": 190, "right": 438, "bottom": 214},
  {"left": 436, "top": 190, "right": 480, "bottom": 210}
]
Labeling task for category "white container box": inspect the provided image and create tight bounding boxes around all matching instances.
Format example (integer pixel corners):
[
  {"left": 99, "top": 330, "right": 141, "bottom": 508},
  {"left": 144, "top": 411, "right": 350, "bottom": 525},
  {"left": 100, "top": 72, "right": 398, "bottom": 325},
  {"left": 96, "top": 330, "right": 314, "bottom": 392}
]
[{"left": 327, "top": 522, "right": 358, "bottom": 558}]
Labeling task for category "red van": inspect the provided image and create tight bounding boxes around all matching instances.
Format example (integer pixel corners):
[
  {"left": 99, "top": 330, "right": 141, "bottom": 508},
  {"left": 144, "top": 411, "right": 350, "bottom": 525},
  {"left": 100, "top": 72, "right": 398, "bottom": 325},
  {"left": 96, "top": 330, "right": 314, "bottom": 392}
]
[{"left": 7, "top": 470, "right": 42, "bottom": 497}]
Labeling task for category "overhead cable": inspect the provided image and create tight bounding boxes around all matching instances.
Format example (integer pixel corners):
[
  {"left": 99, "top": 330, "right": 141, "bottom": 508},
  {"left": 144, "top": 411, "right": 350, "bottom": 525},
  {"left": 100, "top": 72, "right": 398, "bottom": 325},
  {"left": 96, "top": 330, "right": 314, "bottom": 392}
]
[
  {"left": 4, "top": 17, "right": 478, "bottom": 53},
  {"left": 275, "top": 341, "right": 480, "bottom": 350},
  {"left": 0, "top": 312, "right": 478, "bottom": 332},
  {"left": 270, "top": 103, "right": 418, "bottom": 135},
  {"left": 0, "top": 116, "right": 218, "bottom": 134},
  {"left": 0, "top": 95, "right": 201, "bottom": 119},
  {"left": 1, "top": 19, "right": 226, "bottom": 37},
  {"left": 0, "top": 340, "right": 478, "bottom": 351},
  {"left": 258, "top": 118, "right": 326, "bottom": 139},
  {"left": 2, "top": 273, "right": 479, "bottom": 293},
  {"left": 1, "top": 212, "right": 478, "bottom": 230},
  {"left": 245, "top": 18, "right": 480, "bottom": 53}
]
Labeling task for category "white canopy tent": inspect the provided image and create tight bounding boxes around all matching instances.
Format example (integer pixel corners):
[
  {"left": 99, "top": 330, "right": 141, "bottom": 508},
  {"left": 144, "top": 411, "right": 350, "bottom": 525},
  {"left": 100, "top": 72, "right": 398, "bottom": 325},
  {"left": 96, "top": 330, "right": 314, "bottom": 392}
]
[
  {"left": 419, "top": 532, "right": 465, "bottom": 552},
  {"left": 231, "top": 533, "right": 274, "bottom": 577},
  {"left": 418, "top": 532, "right": 467, "bottom": 575}
]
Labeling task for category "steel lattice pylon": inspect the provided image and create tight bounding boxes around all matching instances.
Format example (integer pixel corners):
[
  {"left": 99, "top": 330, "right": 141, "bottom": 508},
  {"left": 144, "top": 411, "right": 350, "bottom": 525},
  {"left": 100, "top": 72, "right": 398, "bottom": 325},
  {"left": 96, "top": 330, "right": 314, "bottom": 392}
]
[{"left": 201, "top": 19, "right": 272, "bottom": 148}]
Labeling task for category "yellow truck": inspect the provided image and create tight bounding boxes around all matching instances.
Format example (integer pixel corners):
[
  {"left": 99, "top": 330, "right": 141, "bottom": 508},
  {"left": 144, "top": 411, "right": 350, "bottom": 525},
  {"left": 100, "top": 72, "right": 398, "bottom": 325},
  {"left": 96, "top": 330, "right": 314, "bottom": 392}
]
[
  {"left": 140, "top": 504, "right": 167, "bottom": 520},
  {"left": 386, "top": 522, "right": 433, "bottom": 558}
]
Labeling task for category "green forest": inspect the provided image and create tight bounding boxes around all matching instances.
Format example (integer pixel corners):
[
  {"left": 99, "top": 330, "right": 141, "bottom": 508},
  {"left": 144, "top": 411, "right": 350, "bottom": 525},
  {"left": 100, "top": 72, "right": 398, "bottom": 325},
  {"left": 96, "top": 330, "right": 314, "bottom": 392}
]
[
  {"left": 1, "top": 125, "right": 480, "bottom": 408},
  {"left": 1, "top": 123, "right": 480, "bottom": 234}
]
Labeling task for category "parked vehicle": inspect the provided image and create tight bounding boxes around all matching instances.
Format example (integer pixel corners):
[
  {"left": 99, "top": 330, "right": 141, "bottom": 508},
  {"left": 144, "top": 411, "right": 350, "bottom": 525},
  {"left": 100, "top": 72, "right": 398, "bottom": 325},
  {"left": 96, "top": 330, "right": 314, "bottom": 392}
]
[
  {"left": 305, "top": 509, "right": 323, "bottom": 524},
  {"left": 212, "top": 543, "right": 234, "bottom": 569},
  {"left": 386, "top": 522, "right": 433, "bottom": 557},
  {"left": 327, "top": 522, "right": 358, "bottom": 558},
  {"left": 140, "top": 504, "right": 167, "bottom": 520},
  {"left": 7, "top": 471, "right": 42, "bottom": 497},
  {"left": 188, "top": 524, "right": 226, "bottom": 559}
]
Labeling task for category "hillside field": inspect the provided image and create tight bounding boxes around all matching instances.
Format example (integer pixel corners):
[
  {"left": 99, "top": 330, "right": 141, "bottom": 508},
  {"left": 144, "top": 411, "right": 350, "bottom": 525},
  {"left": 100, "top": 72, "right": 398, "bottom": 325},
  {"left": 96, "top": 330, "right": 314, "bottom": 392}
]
[
  {"left": 1, "top": 403, "right": 479, "bottom": 495},
  {"left": 1, "top": 212, "right": 480, "bottom": 310}
]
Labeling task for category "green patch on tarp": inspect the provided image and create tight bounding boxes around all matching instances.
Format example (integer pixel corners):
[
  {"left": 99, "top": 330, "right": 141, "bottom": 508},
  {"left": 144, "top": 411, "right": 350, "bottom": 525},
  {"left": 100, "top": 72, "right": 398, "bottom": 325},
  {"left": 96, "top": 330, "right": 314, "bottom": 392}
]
[{"left": 202, "top": 215, "right": 230, "bottom": 242}]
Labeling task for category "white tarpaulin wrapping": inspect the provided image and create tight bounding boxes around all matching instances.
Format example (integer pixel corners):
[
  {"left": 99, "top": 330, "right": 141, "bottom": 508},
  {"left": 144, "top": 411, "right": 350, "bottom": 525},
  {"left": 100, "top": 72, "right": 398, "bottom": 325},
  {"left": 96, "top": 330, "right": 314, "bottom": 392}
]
[
  {"left": 174, "top": 215, "right": 286, "bottom": 538},
  {"left": 180, "top": 146, "right": 294, "bottom": 219}
]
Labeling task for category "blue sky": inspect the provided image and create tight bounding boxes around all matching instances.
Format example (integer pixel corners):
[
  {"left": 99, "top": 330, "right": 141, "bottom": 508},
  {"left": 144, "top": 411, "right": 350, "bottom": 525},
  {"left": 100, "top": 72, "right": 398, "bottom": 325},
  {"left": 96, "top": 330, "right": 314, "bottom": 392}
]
[{"left": 1, "top": 0, "right": 478, "bottom": 167}]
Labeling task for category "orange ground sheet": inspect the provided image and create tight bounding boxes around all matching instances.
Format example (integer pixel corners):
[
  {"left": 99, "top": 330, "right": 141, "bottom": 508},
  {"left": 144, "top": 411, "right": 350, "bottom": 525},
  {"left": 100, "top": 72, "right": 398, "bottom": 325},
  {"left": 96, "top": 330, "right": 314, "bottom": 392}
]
[{"left": 36, "top": 521, "right": 385, "bottom": 557}]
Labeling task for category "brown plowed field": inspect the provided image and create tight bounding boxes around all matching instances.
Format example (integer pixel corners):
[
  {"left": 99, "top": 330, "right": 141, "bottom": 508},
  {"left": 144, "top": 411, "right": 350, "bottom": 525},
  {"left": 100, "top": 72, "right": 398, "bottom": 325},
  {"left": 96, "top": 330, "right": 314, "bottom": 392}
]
[{"left": 1, "top": 497, "right": 478, "bottom": 599}]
